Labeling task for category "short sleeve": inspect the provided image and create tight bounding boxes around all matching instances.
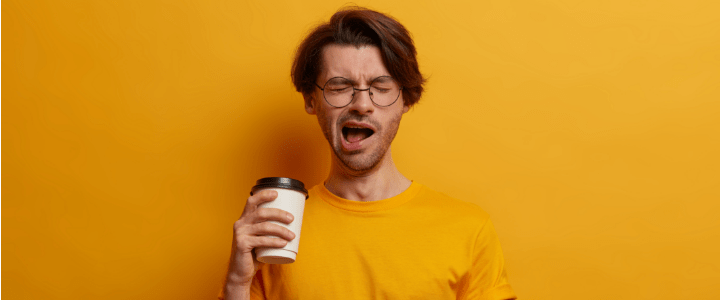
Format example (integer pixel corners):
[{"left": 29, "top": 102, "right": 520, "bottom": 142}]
[
  {"left": 457, "top": 218, "right": 517, "bottom": 300},
  {"left": 217, "top": 269, "right": 266, "bottom": 300},
  {"left": 249, "top": 269, "right": 267, "bottom": 299}
]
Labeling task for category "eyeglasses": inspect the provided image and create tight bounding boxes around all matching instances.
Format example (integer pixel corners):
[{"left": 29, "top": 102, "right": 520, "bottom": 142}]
[{"left": 315, "top": 76, "right": 403, "bottom": 108}]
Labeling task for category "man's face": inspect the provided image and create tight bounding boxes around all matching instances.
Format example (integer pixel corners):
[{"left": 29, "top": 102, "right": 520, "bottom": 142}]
[{"left": 305, "top": 44, "right": 409, "bottom": 173}]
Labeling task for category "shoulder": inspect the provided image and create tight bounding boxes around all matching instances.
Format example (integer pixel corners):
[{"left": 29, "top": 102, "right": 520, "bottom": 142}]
[
  {"left": 307, "top": 184, "right": 323, "bottom": 199},
  {"left": 412, "top": 183, "right": 491, "bottom": 227}
]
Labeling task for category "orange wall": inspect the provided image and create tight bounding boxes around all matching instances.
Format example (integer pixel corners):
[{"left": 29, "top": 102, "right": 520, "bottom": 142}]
[{"left": 3, "top": 0, "right": 719, "bottom": 299}]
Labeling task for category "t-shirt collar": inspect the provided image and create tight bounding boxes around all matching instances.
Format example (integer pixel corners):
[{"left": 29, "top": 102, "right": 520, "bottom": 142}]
[{"left": 316, "top": 181, "right": 422, "bottom": 212}]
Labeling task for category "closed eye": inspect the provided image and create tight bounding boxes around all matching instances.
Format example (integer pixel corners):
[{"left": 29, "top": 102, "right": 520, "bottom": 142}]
[{"left": 328, "top": 87, "right": 352, "bottom": 93}]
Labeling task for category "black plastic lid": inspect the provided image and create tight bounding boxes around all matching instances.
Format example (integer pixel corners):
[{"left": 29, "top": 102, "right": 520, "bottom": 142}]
[{"left": 250, "top": 177, "right": 308, "bottom": 199}]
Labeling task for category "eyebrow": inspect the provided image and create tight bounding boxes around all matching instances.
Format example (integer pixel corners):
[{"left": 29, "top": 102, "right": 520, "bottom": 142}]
[
  {"left": 371, "top": 76, "right": 393, "bottom": 83},
  {"left": 328, "top": 75, "right": 392, "bottom": 85}
]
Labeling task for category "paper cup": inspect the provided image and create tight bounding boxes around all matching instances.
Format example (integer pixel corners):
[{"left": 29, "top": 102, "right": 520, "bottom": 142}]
[{"left": 251, "top": 177, "right": 308, "bottom": 264}]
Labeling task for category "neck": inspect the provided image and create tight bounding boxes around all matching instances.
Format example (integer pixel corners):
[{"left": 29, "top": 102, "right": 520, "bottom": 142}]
[{"left": 324, "top": 148, "right": 412, "bottom": 202}]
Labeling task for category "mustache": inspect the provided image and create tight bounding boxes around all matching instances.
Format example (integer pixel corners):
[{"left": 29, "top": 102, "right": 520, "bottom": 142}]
[{"left": 337, "top": 114, "right": 382, "bottom": 131}]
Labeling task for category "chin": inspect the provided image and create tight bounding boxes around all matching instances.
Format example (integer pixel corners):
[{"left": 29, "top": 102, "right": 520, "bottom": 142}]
[
  {"left": 341, "top": 157, "right": 381, "bottom": 172},
  {"left": 333, "top": 144, "right": 385, "bottom": 173}
]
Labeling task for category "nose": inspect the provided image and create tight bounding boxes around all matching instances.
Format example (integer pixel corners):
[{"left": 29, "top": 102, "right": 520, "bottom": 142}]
[{"left": 348, "top": 87, "right": 375, "bottom": 115}]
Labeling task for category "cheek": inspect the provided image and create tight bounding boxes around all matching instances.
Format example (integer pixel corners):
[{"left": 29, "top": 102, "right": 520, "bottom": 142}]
[
  {"left": 384, "top": 111, "right": 404, "bottom": 134},
  {"left": 316, "top": 108, "right": 337, "bottom": 137}
]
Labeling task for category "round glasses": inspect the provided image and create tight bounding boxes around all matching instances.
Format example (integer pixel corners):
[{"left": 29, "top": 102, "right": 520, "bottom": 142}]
[{"left": 315, "top": 76, "right": 403, "bottom": 108}]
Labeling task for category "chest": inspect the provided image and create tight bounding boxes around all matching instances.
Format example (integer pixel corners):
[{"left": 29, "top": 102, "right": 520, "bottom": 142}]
[{"left": 260, "top": 208, "right": 474, "bottom": 300}]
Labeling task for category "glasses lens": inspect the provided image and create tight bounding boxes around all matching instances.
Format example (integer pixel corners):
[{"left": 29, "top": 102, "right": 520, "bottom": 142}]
[
  {"left": 323, "top": 78, "right": 354, "bottom": 107},
  {"left": 369, "top": 76, "right": 401, "bottom": 106},
  {"left": 322, "top": 76, "right": 402, "bottom": 107}
]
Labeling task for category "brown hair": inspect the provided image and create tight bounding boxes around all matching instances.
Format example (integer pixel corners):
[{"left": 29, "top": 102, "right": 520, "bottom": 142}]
[{"left": 291, "top": 6, "right": 426, "bottom": 107}]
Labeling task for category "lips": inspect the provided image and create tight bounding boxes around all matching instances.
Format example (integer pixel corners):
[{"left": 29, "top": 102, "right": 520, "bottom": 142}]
[
  {"left": 340, "top": 121, "right": 376, "bottom": 151},
  {"left": 343, "top": 127, "right": 374, "bottom": 142}
]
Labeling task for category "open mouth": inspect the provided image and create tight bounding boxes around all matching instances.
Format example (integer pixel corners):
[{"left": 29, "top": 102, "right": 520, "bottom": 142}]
[{"left": 342, "top": 126, "right": 375, "bottom": 143}]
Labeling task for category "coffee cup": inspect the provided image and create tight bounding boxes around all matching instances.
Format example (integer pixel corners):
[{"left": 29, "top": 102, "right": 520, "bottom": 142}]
[{"left": 251, "top": 177, "right": 308, "bottom": 264}]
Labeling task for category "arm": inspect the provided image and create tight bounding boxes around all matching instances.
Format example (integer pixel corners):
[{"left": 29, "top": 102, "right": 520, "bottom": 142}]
[
  {"left": 458, "top": 219, "right": 517, "bottom": 300},
  {"left": 222, "top": 281, "right": 252, "bottom": 300},
  {"left": 219, "top": 190, "right": 296, "bottom": 300},
  {"left": 218, "top": 266, "right": 266, "bottom": 300}
]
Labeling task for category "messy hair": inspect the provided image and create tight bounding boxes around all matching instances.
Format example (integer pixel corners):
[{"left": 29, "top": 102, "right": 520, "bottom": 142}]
[{"left": 291, "top": 7, "right": 426, "bottom": 107}]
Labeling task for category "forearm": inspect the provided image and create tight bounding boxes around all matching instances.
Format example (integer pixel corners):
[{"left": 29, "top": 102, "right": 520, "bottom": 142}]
[{"left": 222, "top": 278, "right": 252, "bottom": 300}]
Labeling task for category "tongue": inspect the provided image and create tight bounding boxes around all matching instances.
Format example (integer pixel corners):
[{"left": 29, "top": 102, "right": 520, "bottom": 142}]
[{"left": 346, "top": 128, "right": 372, "bottom": 143}]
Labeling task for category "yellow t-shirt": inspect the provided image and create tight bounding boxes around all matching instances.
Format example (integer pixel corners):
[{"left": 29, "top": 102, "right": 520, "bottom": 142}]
[{"left": 222, "top": 182, "right": 516, "bottom": 300}]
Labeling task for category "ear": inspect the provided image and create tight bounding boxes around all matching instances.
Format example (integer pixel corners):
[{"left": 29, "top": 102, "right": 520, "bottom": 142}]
[
  {"left": 401, "top": 91, "right": 410, "bottom": 114},
  {"left": 304, "top": 93, "right": 316, "bottom": 115}
]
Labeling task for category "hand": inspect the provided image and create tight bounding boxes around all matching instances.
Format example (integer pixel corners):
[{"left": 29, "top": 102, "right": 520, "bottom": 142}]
[{"left": 226, "top": 189, "right": 295, "bottom": 287}]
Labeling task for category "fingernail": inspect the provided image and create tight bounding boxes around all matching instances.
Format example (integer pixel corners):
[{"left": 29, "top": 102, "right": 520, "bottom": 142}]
[{"left": 287, "top": 214, "right": 293, "bottom": 221}]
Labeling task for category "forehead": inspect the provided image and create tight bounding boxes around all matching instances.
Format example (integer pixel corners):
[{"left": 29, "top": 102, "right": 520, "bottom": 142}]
[{"left": 319, "top": 44, "right": 390, "bottom": 83}]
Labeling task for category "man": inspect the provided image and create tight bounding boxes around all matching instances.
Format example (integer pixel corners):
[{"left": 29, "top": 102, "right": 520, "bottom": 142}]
[{"left": 221, "top": 7, "right": 516, "bottom": 300}]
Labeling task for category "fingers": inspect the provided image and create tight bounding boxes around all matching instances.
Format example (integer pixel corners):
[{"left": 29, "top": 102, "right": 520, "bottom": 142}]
[
  {"left": 233, "top": 222, "right": 295, "bottom": 253},
  {"left": 233, "top": 189, "right": 296, "bottom": 254},
  {"left": 240, "top": 190, "right": 294, "bottom": 224},
  {"left": 245, "top": 222, "right": 296, "bottom": 242},
  {"left": 244, "top": 236, "right": 289, "bottom": 251},
  {"left": 254, "top": 207, "right": 294, "bottom": 224},
  {"left": 246, "top": 189, "right": 279, "bottom": 208},
  {"left": 238, "top": 190, "right": 277, "bottom": 220}
]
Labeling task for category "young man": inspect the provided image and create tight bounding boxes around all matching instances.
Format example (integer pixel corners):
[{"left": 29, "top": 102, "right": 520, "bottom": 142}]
[{"left": 222, "top": 7, "right": 516, "bottom": 300}]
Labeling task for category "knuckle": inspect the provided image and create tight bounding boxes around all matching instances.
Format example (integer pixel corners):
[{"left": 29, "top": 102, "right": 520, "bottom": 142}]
[
  {"left": 262, "top": 189, "right": 278, "bottom": 197},
  {"left": 246, "top": 195, "right": 258, "bottom": 205},
  {"left": 235, "top": 237, "right": 248, "bottom": 249},
  {"left": 261, "top": 222, "right": 275, "bottom": 231},
  {"left": 259, "top": 190, "right": 278, "bottom": 201},
  {"left": 234, "top": 232, "right": 242, "bottom": 241},
  {"left": 256, "top": 209, "right": 269, "bottom": 220},
  {"left": 272, "top": 209, "right": 288, "bottom": 222},
  {"left": 234, "top": 220, "right": 250, "bottom": 232},
  {"left": 251, "top": 222, "right": 268, "bottom": 232},
  {"left": 234, "top": 225, "right": 250, "bottom": 237}
]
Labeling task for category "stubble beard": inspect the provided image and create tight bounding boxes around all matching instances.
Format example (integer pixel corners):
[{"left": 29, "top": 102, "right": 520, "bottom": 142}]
[{"left": 317, "top": 110, "right": 403, "bottom": 174}]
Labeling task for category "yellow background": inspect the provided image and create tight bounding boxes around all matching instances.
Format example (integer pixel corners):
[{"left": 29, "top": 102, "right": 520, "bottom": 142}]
[{"left": 3, "top": 0, "right": 719, "bottom": 299}]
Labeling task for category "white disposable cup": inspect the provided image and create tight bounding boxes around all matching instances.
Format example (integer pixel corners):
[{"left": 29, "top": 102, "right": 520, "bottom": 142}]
[{"left": 251, "top": 177, "right": 307, "bottom": 264}]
